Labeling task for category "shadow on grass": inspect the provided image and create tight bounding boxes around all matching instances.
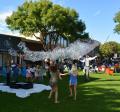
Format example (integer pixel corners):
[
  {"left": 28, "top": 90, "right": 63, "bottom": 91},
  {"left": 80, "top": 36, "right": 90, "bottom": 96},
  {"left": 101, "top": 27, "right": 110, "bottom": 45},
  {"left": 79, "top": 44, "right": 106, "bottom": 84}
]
[{"left": 100, "top": 79, "right": 120, "bottom": 81}]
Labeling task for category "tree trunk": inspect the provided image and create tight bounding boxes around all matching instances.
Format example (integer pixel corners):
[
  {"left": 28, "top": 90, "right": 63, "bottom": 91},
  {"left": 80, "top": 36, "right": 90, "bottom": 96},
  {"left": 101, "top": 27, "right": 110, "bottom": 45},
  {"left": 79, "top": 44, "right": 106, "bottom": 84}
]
[{"left": 39, "top": 32, "right": 47, "bottom": 51}]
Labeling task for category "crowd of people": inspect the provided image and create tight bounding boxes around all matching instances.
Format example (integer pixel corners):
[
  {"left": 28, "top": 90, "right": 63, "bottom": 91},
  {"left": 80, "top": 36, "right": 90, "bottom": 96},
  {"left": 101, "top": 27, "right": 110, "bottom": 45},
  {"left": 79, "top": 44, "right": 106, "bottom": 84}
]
[
  {"left": 1, "top": 55, "right": 120, "bottom": 103},
  {"left": 0, "top": 55, "right": 100, "bottom": 103},
  {"left": 0, "top": 64, "right": 45, "bottom": 85},
  {"left": 0, "top": 58, "right": 80, "bottom": 103}
]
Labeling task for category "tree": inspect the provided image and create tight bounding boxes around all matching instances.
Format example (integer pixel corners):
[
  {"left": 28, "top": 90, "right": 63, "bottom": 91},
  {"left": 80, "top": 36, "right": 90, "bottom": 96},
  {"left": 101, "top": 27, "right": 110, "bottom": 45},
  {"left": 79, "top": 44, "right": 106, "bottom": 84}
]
[
  {"left": 6, "top": 0, "right": 89, "bottom": 50},
  {"left": 114, "top": 11, "right": 120, "bottom": 34},
  {"left": 99, "top": 41, "right": 119, "bottom": 57},
  {"left": 117, "top": 43, "right": 120, "bottom": 54}
]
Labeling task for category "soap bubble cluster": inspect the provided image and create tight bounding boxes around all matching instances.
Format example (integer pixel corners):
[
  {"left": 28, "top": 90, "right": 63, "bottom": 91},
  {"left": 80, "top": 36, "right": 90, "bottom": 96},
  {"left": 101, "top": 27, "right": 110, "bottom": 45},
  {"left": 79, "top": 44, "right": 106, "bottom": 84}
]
[
  {"left": 18, "top": 39, "right": 100, "bottom": 62},
  {"left": 8, "top": 48, "right": 17, "bottom": 56}
]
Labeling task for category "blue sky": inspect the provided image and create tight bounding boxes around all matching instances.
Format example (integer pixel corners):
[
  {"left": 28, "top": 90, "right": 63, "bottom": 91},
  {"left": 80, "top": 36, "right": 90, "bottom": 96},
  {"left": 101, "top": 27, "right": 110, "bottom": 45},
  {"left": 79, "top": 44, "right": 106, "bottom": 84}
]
[{"left": 0, "top": 0, "right": 120, "bottom": 43}]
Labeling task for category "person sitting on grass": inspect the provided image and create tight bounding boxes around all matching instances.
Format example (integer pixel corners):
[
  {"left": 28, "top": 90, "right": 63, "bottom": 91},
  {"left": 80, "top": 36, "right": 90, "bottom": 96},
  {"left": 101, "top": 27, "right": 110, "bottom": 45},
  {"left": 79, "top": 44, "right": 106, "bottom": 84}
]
[
  {"left": 69, "top": 62, "right": 78, "bottom": 100},
  {"left": 48, "top": 60, "right": 62, "bottom": 103}
]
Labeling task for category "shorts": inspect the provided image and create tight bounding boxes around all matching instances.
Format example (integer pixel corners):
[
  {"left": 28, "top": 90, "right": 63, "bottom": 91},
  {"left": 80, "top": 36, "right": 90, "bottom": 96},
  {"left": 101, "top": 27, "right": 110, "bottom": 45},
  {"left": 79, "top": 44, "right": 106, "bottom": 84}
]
[{"left": 69, "top": 77, "right": 77, "bottom": 85}]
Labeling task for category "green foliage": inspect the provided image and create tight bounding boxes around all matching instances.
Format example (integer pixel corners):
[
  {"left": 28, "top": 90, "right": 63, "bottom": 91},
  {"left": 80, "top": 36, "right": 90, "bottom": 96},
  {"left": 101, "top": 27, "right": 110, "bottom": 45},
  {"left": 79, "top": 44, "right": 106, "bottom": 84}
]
[
  {"left": 114, "top": 11, "right": 120, "bottom": 34},
  {"left": 99, "top": 41, "right": 120, "bottom": 57},
  {"left": 117, "top": 43, "right": 120, "bottom": 54},
  {"left": 6, "top": 0, "right": 89, "bottom": 49}
]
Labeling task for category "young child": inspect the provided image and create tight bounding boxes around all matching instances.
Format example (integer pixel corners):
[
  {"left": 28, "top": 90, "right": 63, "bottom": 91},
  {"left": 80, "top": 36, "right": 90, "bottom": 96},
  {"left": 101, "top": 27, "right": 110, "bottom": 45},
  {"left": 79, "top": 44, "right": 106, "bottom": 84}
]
[
  {"left": 69, "top": 62, "right": 78, "bottom": 100},
  {"left": 34, "top": 65, "right": 40, "bottom": 81},
  {"left": 26, "top": 66, "right": 32, "bottom": 82},
  {"left": 48, "top": 60, "right": 62, "bottom": 103}
]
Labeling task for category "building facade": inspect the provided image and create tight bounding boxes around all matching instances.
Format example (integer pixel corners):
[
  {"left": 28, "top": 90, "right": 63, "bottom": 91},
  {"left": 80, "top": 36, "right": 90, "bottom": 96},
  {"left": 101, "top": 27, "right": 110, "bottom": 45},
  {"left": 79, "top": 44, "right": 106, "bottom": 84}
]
[
  {"left": 0, "top": 34, "right": 21, "bottom": 66},
  {"left": 0, "top": 34, "right": 69, "bottom": 66}
]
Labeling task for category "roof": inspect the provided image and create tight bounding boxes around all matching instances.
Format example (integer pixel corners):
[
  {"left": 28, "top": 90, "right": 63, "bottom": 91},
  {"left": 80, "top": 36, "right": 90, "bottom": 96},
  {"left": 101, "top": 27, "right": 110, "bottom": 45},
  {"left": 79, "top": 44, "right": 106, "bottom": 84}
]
[
  {"left": 0, "top": 33, "right": 43, "bottom": 52},
  {"left": 0, "top": 34, "right": 21, "bottom": 51}
]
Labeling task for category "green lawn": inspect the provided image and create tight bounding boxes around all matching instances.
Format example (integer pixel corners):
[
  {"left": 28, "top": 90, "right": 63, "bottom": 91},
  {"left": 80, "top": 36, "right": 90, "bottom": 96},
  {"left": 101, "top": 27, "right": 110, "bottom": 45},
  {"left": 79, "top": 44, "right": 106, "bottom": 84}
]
[{"left": 0, "top": 73, "right": 120, "bottom": 112}]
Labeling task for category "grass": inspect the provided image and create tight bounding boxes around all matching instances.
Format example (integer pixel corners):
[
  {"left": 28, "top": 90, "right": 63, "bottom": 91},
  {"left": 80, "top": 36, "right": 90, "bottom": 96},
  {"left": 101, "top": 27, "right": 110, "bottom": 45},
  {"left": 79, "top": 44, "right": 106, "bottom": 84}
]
[{"left": 0, "top": 72, "right": 120, "bottom": 112}]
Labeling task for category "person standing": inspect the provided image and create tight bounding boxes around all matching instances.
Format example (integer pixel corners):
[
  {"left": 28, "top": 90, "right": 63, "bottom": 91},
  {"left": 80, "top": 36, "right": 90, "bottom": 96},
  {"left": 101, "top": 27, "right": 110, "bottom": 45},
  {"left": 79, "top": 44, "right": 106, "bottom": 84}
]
[
  {"left": 45, "top": 59, "right": 51, "bottom": 79},
  {"left": 39, "top": 65, "right": 46, "bottom": 81},
  {"left": 80, "top": 55, "right": 97, "bottom": 81},
  {"left": 30, "top": 65, "right": 36, "bottom": 79},
  {"left": 48, "top": 61, "right": 62, "bottom": 103},
  {"left": 6, "top": 64, "right": 11, "bottom": 85},
  {"left": 13, "top": 64, "right": 19, "bottom": 82},
  {"left": 69, "top": 62, "right": 78, "bottom": 100},
  {"left": 21, "top": 65, "right": 26, "bottom": 77},
  {"left": 34, "top": 65, "right": 40, "bottom": 81},
  {"left": 26, "top": 65, "right": 32, "bottom": 82}
]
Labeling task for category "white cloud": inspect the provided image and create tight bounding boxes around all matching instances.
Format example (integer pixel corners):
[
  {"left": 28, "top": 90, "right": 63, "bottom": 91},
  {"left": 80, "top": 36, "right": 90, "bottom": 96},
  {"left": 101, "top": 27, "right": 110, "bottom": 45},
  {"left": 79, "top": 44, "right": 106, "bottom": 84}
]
[
  {"left": 0, "top": 10, "right": 38, "bottom": 40},
  {"left": 0, "top": 11, "right": 12, "bottom": 22},
  {"left": 93, "top": 10, "right": 102, "bottom": 17},
  {"left": 0, "top": 10, "right": 13, "bottom": 34},
  {"left": 52, "top": 0, "right": 70, "bottom": 6}
]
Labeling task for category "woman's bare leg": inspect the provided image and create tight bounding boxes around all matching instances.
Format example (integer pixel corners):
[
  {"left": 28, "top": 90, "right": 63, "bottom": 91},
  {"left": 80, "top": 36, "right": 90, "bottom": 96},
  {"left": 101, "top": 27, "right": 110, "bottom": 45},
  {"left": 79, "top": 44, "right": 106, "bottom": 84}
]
[
  {"left": 48, "top": 89, "right": 53, "bottom": 99},
  {"left": 69, "top": 85, "right": 73, "bottom": 96},
  {"left": 55, "top": 86, "right": 59, "bottom": 103},
  {"left": 74, "top": 85, "right": 77, "bottom": 100}
]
